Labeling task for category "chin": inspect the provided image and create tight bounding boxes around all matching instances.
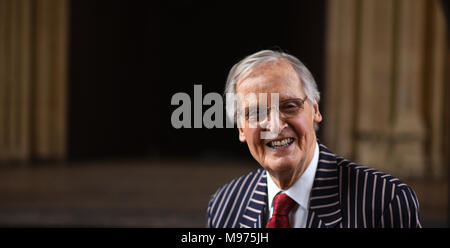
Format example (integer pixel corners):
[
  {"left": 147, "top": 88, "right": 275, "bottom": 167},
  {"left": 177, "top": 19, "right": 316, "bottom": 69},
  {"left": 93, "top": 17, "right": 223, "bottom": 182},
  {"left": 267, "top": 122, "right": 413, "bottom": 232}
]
[{"left": 265, "top": 157, "right": 298, "bottom": 173}]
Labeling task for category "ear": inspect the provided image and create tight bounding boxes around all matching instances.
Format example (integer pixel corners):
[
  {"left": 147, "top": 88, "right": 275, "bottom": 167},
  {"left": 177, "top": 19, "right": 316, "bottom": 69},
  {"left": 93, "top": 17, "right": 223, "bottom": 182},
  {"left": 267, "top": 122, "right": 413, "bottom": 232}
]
[
  {"left": 238, "top": 128, "right": 247, "bottom": 143},
  {"left": 312, "top": 103, "right": 322, "bottom": 123}
]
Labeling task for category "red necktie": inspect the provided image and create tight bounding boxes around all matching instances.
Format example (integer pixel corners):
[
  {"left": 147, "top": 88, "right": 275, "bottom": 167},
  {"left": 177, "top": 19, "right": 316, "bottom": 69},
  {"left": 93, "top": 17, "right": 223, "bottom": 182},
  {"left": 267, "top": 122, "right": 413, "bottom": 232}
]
[{"left": 265, "top": 193, "right": 297, "bottom": 228}]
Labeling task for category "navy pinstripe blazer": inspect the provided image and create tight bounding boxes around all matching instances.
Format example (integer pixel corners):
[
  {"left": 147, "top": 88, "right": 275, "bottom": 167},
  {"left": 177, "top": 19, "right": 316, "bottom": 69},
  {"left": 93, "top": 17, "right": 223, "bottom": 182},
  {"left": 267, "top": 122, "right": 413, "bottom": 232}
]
[{"left": 207, "top": 143, "right": 422, "bottom": 228}]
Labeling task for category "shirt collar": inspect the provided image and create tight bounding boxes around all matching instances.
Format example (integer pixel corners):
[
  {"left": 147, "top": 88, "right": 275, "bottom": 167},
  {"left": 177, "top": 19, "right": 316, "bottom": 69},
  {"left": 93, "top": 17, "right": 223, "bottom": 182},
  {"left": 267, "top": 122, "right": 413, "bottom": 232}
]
[{"left": 267, "top": 141, "right": 319, "bottom": 210}]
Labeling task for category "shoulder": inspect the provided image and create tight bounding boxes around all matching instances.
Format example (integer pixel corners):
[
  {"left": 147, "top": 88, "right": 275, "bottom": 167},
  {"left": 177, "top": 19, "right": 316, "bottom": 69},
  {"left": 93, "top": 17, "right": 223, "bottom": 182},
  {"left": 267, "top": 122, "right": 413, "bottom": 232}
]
[
  {"left": 337, "top": 156, "right": 417, "bottom": 197},
  {"left": 206, "top": 168, "right": 265, "bottom": 228},
  {"left": 334, "top": 155, "right": 421, "bottom": 227},
  {"left": 337, "top": 156, "right": 406, "bottom": 189},
  {"left": 318, "top": 143, "right": 414, "bottom": 194}
]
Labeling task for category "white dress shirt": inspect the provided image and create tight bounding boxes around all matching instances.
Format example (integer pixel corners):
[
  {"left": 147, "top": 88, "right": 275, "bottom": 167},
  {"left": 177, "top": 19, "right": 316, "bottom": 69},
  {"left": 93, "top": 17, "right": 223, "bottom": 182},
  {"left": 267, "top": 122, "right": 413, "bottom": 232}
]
[{"left": 266, "top": 142, "right": 319, "bottom": 228}]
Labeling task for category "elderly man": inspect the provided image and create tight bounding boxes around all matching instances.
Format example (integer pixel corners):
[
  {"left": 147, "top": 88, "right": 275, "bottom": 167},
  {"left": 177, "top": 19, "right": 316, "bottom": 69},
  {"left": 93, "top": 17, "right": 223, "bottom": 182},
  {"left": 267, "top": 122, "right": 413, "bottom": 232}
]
[{"left": 206, "top": 50, "right": 421, "bottom": 228}]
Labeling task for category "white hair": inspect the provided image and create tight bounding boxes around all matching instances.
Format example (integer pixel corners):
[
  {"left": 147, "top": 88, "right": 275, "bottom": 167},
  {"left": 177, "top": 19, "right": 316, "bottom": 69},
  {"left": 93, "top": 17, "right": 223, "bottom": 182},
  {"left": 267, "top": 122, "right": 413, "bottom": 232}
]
[{"left": 224, "top": 49, "right": 321, "bottom": 127}]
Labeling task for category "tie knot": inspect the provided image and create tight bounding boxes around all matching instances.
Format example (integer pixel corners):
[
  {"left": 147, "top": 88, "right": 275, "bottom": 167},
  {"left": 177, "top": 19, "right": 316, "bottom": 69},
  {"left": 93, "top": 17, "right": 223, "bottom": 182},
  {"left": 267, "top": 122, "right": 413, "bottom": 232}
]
[{"left": 272, "top": 193, "right": 297, "bottom": 216}]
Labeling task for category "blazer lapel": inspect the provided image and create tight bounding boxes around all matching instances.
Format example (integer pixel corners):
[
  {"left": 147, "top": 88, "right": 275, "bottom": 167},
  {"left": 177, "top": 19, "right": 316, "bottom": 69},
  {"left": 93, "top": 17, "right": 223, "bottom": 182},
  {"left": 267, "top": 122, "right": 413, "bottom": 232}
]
[
  {"left": 238, "top": 169, "right": 268, "bottom": 228},
  {"left": 307, "top": 143, "right": 343, "bottom": 228}
]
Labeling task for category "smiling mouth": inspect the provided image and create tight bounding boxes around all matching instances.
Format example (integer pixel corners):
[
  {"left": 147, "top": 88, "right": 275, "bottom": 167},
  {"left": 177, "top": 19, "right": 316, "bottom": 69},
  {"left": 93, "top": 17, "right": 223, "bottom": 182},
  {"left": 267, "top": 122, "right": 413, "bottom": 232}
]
[{"left": 266, "top": 138, "right": 294, "bottom": 149}]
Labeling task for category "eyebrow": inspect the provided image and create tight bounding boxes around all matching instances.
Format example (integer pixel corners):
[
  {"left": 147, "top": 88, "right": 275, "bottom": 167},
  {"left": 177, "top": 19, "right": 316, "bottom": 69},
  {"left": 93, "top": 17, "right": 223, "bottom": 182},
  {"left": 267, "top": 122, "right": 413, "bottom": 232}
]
[
  {"left": 279, "top": 94, "right": 303, "bottom": 100},
  {"left": 280, "top": 97, "right": 302, "bottom": 103},
  {"left": 280, "top": 92, "right": 298, "bottom": 98},
  {"left": 243, "top": 96, "right": 301, "bottom": 108}
]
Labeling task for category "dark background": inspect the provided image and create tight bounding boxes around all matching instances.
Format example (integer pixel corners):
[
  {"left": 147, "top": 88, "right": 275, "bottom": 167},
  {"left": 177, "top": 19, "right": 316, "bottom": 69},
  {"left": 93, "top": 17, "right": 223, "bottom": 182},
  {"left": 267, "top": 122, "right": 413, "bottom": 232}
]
[
  {"left": 68, "top": 0, "right": 327, "bottom": 161},
  {"left": 0, "top": 0, "right": 447, "bottom": 228}
]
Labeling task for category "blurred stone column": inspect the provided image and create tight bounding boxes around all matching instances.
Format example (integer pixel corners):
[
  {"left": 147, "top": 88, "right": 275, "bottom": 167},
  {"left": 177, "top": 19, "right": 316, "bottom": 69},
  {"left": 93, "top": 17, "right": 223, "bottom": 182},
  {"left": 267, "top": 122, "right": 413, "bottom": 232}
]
[
  {"left": 355, "top": 0, "right": 395, "bottom": 174},
  {"left": 0, "top": 0, "right": 68, "bottom": 163},
  {"left": 323, "top": 0, "right": 358, "bottom": 159},
  {"left": 324, "top": 0, "right": 447, "bottom": 179},
  {"left": 390, "top": 0, "right": 426, "bottom": 178},
  {"left": 427, "top": 0, "right": 447, "bottom": 178},
  {"left": 34, "top": 0, "right": 68, "bottom": 160},
  {"left": 0, "top": 0, "right": 32, "bottom": 162}
]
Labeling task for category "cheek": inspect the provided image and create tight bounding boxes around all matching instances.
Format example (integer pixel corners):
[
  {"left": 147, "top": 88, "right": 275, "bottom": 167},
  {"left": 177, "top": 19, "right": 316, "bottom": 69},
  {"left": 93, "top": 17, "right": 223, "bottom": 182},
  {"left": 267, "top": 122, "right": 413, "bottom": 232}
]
[
  {"left": 289, "top": 117, "right": 314, "bottom": 141},
  {"left": 246, "top": 128, "right": 265, "bottom": 151},
  {"left": 290, "top": 118, "right": 307, "bottom": 134},
  {"left": 242, "top": 127, "right": 258, "bottom": 144},
  {"left": 251, "top": 129, "right": 263, "bottom": 147}
]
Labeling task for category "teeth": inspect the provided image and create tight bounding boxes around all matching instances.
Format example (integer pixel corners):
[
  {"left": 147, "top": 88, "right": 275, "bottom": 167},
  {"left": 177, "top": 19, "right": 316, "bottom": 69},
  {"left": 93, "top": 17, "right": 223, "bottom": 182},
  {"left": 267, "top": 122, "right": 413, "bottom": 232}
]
[{"left": 269, "top": 138, "right": 293, "bottom": 148}]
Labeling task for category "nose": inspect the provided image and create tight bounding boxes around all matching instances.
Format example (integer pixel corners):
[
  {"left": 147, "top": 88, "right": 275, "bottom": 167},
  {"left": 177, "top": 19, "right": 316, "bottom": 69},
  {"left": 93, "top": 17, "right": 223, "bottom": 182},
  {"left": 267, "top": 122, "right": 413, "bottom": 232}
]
[{"left": 260, "top": 109, "right": 287, "bottom": 139}]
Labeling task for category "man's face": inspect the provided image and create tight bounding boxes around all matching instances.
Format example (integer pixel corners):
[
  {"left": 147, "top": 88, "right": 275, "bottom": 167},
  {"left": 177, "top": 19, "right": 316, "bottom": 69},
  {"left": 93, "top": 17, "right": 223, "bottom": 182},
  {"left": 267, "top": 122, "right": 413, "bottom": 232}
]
[{"left": 235, "top": 59, "right": 322, "bottom": 182}]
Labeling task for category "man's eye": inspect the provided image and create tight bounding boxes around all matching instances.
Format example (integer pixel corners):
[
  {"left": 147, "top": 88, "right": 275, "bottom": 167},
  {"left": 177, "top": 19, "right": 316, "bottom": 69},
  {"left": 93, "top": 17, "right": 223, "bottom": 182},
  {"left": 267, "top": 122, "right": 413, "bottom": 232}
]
[
  {"left": 281, "top": 103, "right": 299, "bottom": 113},
  {"left": 283, "top": 103, "right": 298, "bottom": 109}
]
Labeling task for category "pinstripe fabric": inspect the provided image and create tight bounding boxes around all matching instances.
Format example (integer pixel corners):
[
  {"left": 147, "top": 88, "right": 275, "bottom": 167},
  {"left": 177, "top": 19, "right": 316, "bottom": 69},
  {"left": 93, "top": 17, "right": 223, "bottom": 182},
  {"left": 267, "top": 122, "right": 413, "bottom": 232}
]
[{"left": 207, "top": 143, "right": 422, "bottom": 228}]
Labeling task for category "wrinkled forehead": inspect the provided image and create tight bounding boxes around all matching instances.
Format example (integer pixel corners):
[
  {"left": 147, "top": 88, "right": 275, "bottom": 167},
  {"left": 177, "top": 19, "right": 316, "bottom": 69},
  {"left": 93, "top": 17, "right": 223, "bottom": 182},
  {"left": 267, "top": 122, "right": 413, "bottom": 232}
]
[{"left": 235, "top": 59, "right": 304, "bottom": 102}]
